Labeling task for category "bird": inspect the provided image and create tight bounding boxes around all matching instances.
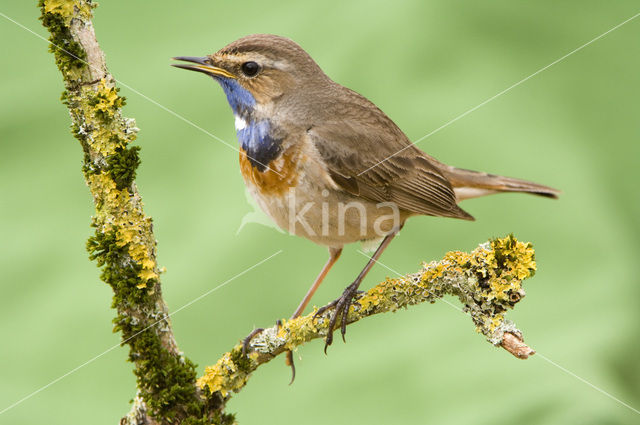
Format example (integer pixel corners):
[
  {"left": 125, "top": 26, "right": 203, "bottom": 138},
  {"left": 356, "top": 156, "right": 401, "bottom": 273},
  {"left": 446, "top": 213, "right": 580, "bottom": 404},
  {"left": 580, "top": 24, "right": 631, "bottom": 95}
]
[{"left": 172, "top": 34, "right": 559, "bottom": 371}]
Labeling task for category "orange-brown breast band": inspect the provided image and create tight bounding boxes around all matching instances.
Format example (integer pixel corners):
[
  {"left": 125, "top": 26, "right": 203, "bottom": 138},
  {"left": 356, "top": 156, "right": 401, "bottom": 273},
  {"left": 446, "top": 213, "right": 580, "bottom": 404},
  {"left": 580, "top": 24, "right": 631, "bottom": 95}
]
[{"left": 239, "top": 145, "right": 303, "bottom": 196}]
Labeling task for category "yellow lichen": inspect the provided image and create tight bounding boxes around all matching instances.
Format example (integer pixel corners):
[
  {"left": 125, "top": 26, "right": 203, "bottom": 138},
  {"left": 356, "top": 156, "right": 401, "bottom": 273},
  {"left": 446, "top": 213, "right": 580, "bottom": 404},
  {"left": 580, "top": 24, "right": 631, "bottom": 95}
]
[
  {"left": 44, "top": 0, "right": 93, "bottom": 23},
  {"left": 423, "top": 261, "right": 448, "bottom": 281},
  {"left": 68, "top": 79, "right": 133, "bottom": 157},
  {"left": 94, "top": 79, "right": 123, "bottom": 117},
  {"left": 197, "top": 350, "right": 249, "bottom": 396},
  {"left": 357, "top": 291, "right": 378, "bottom": 311},
  {"left": 87, "top": 172, "right": 158, "bottom": 284},
  {"left": 44, "top": 0, "right": 75, "bottom": 17},
  {"left": 467, "top": 237, "right": 536, "bottom": 303},
  {"left": 488, "top": 280, "right": 513, "bottom": 301},
  {"left": 280, "top": 315, "right": 318, "bottom": 350},
  {"left": 490, "top": 314, "right": 505, "bottom": 332},
  {"left": 91, "top": 127, "right": 119, "bottom": 157}
]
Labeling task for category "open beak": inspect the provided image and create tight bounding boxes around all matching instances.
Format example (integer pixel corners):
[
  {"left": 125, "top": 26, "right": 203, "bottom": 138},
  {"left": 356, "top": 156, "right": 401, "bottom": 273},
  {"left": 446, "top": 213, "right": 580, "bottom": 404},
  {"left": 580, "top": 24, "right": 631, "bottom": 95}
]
[{"left": 171, "top": 56, "right": 236, "bottom": 79}]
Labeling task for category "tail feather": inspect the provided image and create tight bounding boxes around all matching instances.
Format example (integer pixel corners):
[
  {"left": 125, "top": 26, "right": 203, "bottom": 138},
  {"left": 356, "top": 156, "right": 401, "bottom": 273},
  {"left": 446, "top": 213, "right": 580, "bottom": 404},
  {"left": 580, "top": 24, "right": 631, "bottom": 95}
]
[{"left": 440, "top": 166, "right": 560, "bottom": 201}]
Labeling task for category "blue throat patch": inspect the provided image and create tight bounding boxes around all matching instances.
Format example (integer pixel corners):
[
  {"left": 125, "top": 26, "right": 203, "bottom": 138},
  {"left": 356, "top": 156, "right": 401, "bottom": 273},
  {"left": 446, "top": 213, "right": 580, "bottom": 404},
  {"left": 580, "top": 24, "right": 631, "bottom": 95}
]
[
  {"left": 214, "top": 77, "right": 282, "bottom": 171},
  {"left": 215, "top": 77, "right": 256, "bottom": 116},
  {"left": 236, "top": 120, "right": 282, "bottom": 172}
]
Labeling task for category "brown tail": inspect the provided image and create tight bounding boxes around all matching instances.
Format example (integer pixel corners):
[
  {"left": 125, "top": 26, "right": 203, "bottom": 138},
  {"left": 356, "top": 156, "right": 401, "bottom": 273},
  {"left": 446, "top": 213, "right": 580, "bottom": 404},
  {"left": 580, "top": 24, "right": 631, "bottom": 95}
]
[{"left": 439, "top": 165, "right": 560, "bottom": 201}]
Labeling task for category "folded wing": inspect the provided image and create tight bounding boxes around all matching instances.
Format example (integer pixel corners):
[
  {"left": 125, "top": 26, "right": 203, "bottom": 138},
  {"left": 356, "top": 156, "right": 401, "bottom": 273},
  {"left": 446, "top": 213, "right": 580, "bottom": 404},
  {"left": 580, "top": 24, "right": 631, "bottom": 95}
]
[{"left": 308, "top": 86, "right": 473, "bottom": 221}]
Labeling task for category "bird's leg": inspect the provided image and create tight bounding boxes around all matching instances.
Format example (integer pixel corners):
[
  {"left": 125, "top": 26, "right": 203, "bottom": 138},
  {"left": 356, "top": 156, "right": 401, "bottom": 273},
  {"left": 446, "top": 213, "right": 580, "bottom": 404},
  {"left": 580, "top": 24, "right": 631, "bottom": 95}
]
[
  {"left": 315, "top": 228, "right": 401, "bottom": 352},
  {"left": 291, "top": 247, "right": 343, "bottom": 318},
  {"left": 243, "top": 248, "right": 342, "bottom": 358},
  {"left": 285, "top": 247, "right": 342, "bottom": 382}
]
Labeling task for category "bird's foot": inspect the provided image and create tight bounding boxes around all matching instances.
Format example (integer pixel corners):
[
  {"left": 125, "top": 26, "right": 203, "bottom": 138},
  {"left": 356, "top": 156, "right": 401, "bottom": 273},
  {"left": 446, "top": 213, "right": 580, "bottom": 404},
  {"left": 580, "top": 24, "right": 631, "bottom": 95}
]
[{"left": 313, "top": 282, "right": 364, "bottom": 353}]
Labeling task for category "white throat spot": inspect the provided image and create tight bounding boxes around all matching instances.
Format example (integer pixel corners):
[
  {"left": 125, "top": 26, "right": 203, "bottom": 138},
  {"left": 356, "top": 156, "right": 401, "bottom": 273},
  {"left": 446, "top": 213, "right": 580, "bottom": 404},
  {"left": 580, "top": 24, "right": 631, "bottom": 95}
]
[{"left": 235, "top": 115, "right": 247, "bottom": 131}]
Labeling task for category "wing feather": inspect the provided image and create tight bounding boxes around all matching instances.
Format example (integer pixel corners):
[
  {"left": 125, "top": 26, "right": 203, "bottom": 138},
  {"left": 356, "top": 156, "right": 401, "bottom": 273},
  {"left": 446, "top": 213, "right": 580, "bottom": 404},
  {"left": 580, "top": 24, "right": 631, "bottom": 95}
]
[{"left": 308, "top": 86, "right": 473, "bottom": 220}]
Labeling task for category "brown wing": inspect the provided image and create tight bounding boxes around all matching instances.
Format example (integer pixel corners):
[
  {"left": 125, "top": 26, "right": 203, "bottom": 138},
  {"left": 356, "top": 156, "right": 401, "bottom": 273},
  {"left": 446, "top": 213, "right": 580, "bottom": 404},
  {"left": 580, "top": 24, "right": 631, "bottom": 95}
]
[{"left": 308, "top": 87, "right": 473, "bottom": 221}]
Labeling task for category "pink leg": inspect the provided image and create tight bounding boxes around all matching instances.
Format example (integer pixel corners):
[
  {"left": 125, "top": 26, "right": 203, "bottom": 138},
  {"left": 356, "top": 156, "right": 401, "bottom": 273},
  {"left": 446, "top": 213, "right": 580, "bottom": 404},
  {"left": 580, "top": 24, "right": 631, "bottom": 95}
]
[
  {"left": 286, "top": 247, "right": 342, "bottom": 382},
  {"left": 291, "top": 247, "right": 343, "bottom": 318}
]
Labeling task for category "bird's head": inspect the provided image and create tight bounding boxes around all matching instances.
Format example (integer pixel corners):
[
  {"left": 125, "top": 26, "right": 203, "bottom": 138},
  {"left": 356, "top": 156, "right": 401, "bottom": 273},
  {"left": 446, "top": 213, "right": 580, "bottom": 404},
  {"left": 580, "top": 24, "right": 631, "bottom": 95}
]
[{"left": 172, "top": 34, "right": 327, "bottom": 118}]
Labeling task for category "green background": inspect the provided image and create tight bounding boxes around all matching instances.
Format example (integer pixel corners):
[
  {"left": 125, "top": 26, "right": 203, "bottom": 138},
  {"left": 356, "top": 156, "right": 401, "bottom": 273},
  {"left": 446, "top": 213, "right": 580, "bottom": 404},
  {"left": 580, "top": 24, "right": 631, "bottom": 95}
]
[{"left": 1, "top": 1, "right": 639, "bottom": 424}]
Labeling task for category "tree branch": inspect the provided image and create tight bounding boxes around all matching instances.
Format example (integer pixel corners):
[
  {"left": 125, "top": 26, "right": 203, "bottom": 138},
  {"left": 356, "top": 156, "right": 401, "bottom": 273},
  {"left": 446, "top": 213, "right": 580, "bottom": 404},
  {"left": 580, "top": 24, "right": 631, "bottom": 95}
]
[
  {"left": 199, "top": 235, "right": 537, "bottom": 400},
  {"left": 39, "top": 1, "right": 231, "bottom": 424}
]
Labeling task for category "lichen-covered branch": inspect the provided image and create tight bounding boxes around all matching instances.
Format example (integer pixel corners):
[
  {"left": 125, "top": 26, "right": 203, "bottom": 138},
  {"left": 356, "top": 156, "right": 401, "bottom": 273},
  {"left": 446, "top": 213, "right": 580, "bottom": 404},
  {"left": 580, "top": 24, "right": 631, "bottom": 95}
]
[
  {"left": 39, "top": 1, "right": 231, "bottom": 424},
  {"left": 199, "top": 235, "right": 537, "bottom": 400}
]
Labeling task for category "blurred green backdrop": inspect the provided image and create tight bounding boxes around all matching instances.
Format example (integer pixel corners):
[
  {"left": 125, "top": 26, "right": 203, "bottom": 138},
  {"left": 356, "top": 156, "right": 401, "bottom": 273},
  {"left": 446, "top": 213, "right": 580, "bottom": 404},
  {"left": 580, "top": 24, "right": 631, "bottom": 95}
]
[{"left": 1, "top": 1, "right": 639, "bottom": 424}]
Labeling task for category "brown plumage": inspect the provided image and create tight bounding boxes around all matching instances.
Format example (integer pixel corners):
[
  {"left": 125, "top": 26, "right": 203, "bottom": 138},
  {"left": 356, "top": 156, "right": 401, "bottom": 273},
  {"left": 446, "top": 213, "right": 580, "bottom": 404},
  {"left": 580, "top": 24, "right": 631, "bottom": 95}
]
[
  {"left": 173, "top": 34, "right": 560, "bottom": 371},
  {"left": 307, "top": 86, "right": 474, "bottom": 221}
]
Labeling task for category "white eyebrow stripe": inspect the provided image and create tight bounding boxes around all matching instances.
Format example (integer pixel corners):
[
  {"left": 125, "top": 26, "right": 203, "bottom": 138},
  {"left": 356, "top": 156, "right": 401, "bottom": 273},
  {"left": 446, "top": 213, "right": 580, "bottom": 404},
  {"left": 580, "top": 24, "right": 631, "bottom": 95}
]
[{"left": 271, "top": 59, "right": 291, "bottom": 71}]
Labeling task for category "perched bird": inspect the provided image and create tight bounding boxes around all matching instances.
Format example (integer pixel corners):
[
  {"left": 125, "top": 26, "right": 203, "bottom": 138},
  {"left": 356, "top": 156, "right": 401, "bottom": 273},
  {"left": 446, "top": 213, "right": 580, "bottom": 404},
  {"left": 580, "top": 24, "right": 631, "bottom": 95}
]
[{"left": 173, "top": 34, "right": 559, "bottom": 363}]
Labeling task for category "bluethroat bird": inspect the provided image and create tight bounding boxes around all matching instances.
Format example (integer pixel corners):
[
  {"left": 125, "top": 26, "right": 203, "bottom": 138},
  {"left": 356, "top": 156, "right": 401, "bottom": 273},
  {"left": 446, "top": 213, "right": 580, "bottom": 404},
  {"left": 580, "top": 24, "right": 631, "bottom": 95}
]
[{"left": 172, "top": 34, "right": 559, "bottom": 373}]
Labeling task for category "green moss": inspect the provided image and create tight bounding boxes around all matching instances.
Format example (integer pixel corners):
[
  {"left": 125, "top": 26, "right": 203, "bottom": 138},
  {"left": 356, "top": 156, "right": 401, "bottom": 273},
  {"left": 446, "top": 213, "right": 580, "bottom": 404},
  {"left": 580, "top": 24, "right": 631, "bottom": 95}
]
[
  {"left": 229, "top": 347, "right": 253, "bottom": 375},
  {"left": 87, "top": 227, "right": 226, "bottom": 423},
  {"left": 39, "top": 1, "right": 87, "bottom": 77},
  {"left": 87, "top": 227, "right": 150, "bottom": 306},
  {"left": 84, "top": 176, "right": 219, "bottom": 423},
  {"left": 117, "top": 317, "right": 202, "bottom": 421},
  {"left": 107, "top": 146, "right": 141, "bottom": 190},
  {"left": 182, "top": 412, "right": 236, "bottom": 425}
]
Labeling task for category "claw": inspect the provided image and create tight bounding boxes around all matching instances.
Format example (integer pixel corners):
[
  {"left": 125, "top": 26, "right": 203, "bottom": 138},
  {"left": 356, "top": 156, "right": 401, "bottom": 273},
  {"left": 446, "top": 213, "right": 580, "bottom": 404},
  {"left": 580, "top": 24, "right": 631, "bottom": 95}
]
[
  {"left": 313, "top": 299, "right": 337, "bottom": 320},
  {"left": 285, "top": 350, "right": 296, "bottom": 384},
  {"left": 319, "top": 283, "right": 363, "bottom": 353},
  {"left": 323, "top": 333, "right": 333, "bottom": 354},
  {"left": 275, "top": 320, "right": 295, "bottom": 384},
  {"left": 242, "top": 327, "right": 265, "bottom": 356}
]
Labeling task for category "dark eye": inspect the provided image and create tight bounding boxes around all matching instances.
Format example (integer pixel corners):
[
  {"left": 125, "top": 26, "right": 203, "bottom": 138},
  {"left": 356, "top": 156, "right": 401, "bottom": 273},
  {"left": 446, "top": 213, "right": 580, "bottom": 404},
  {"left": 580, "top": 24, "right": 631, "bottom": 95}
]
[{"left": 241, "top": 61, "right": 260, "bottom": 77}]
